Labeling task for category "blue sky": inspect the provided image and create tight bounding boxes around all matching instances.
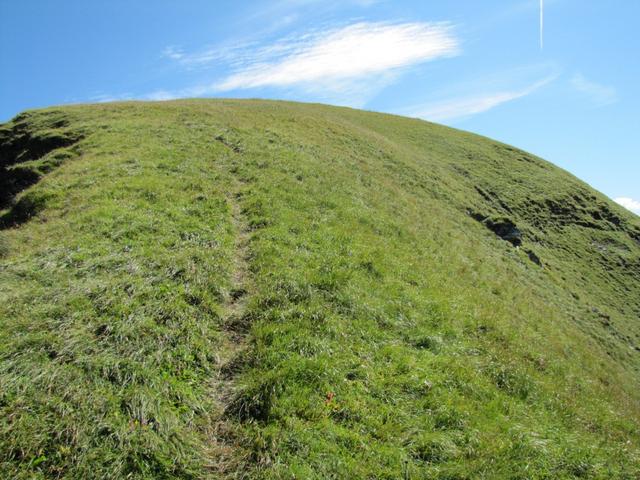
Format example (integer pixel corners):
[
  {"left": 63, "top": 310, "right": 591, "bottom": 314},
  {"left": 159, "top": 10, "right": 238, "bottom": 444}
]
[{"left": 1, "top": 0, "right": 638, "bottom": 213}]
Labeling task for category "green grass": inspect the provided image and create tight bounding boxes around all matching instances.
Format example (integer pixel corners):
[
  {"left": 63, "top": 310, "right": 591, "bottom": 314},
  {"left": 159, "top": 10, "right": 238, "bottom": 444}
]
[{"left": 1, "top": 99, "right": 639, "bottom": 479}]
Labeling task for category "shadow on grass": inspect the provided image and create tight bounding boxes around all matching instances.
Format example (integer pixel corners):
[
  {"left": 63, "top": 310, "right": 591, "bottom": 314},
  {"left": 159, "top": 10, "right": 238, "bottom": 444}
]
[{"left": 0, "top": 112, "right": 83, "bottom": 229}]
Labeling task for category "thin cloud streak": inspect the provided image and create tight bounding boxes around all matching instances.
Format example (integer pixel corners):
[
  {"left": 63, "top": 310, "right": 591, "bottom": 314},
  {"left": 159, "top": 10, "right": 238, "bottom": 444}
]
[
  {"left": 408, "top": 76, "right": 555, "bottom": 123},
  {"left": 570, "top": 74, "right": 618, "bottom": 106},
  {"left": 147, "top": 21, "right": 459, "bottom": 107},
  {"left": 89, "top": 93, "right": 135, "bottom": 103},
  {"left": 161, "top": 37, "right": 272, "bottom": 69},
  {"left": 213, "top": 22, "right": 460, "bottom": 91},
  {"left": 161, "top": 46, "right": 185, "bottom": 61}
]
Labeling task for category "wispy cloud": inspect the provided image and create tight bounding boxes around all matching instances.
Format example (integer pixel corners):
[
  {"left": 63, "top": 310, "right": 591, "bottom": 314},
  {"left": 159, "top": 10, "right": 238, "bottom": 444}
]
[
  {"left": 615, "top": 197, "right": 640, "bottom": 214},
  {"left": 161, "top": 40, "right": 260, "bottom": 68},
  {"left": 213, "top": 22, "right": 459, "bottom": 92},
  {"left": 407, "top": 75, "right": 555, "bottom": 123},
  {"left": 161, "top": 46, "right": 185, "bottom": 61},
  {"left": 570, "top": 74, "right": 617, "bottom": 106},
  {"left": 89, "top": 93, "right": 134, "bottom": 103},
  {"left": 151, "top": 21, "right": 459, "bottom": 106}
]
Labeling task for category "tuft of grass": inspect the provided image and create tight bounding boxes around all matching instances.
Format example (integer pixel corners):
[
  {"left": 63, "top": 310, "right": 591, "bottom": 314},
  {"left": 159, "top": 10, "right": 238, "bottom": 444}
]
[
  {"left": 0, "top": 233, "right": 8, "bottom": 257},
  {"left": 1, "top": 99, "right": 639, "bottom": 479}
]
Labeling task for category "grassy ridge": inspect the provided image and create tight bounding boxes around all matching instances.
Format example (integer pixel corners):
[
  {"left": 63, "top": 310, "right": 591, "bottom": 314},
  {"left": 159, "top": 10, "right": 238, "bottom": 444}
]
[{"left": 1, "top": 100, "right": 639, "bottom": 479}]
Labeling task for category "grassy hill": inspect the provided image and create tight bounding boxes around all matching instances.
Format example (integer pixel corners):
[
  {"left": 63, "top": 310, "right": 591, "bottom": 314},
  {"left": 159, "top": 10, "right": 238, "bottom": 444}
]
[{"left": 1, "top": 99, "right": 639, "bottom": 479}]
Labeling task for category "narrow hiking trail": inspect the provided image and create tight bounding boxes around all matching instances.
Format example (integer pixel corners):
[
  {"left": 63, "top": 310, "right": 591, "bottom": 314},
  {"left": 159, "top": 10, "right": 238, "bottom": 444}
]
[{"left": 206, "top": 141, "right": 254, "bottom": 475}]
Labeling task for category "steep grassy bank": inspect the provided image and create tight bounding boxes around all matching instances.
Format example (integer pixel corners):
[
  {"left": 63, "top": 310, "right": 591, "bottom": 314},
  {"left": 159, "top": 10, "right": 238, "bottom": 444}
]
[{"left": 1, "top": 100, "right": 639, "bottom": 479}]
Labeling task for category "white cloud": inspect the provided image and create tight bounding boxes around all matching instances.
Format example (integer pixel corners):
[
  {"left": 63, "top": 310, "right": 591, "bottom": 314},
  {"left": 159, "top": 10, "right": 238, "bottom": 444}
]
[
  {"left": 144, "top": 90, "right": 180, "bottom": 101},
  {"left": 89, "top": 93, "right": 134, "bottom": 103},
  {"left": 614, "top": 197, "right": 640, "bottom": 214},
  {"left": 213, "top": 22, "right": 459, "bottom": 91},
  {"left": 149, "top": 21, "right": 458, "bottom": 107},
  {"left": 571, "top": 74, "right": 617, "bottom": 106},
  {"left": 408, "top": 76, "right": 555, "bottom": 123},
  {"left": 161, "top": 46, "right": 185, "bottom": 61},
  {"left": 162, "top": 40, "right": 259, "bottom": 68}
]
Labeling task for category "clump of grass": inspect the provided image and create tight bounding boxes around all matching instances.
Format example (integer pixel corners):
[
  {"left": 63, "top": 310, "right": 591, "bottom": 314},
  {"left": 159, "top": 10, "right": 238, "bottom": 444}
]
[{"left": 0, "top": 233, "right": 8, "bottom": 257}]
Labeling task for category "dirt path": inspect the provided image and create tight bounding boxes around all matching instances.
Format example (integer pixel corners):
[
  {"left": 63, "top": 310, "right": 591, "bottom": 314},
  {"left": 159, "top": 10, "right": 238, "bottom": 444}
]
[{"left": 205, "top": 148, "right": 254, "bottom": 475}]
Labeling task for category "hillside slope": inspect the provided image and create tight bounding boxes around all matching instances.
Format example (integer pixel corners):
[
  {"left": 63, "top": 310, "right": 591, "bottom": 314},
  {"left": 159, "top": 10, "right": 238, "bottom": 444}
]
[{"left": 1, "top": 99, "right": 639, "bottom": 479}]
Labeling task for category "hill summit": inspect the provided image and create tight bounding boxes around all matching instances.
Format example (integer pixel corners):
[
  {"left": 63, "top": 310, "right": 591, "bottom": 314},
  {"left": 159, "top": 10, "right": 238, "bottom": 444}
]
[{"left": 1, "top": 99, "right": 639, "bottom": 479}]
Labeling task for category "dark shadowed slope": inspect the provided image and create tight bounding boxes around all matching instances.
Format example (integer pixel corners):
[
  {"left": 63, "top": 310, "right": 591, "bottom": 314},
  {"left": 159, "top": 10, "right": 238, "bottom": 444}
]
[{"left": 1, "top": 100, "right": 639, "bottom": 479}]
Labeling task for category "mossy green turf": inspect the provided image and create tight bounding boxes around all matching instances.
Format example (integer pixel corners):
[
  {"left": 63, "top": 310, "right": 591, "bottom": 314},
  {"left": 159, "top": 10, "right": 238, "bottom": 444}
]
[{"left": 1, "top": 99, "right": 639, "bottom": 479}]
